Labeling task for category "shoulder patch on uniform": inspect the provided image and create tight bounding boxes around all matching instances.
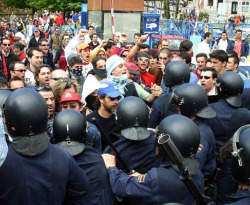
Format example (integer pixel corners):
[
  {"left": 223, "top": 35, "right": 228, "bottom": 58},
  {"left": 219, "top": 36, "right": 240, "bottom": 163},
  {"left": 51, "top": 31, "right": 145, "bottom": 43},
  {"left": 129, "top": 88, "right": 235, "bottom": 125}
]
[
  {"left": 137, "top": 174, "right": 146, "bottom": 183},
  {"left": 197, "top": 144, "right": 204, "bottom": 152}
]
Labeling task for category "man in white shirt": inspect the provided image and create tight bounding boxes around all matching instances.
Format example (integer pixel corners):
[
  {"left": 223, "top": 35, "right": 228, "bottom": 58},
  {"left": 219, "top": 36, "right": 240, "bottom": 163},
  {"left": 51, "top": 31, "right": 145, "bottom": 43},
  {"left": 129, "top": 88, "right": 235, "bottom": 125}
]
[
  {"left": 197, "top": 32, "right": 212, "bottom": 58},
  {"left": 213, "top": 32, "right": 229, "bottom": 51}
]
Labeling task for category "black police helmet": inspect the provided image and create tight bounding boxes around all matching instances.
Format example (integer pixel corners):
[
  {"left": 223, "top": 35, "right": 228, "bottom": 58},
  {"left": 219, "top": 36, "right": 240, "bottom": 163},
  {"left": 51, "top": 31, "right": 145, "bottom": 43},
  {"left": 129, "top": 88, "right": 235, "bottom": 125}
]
[
  {"left": 157, "top": 115, "right": 200, "bottom": 157},
  {"left": 53, "top": 109, "right": 86, "bottom": 143},
  {"left": 216, "top": 71, "right": 244, "bottom": 107},
  {"left": 0, "top": 89, "right": 11, "bottom": 109},
  {"left": 170, "top": 83, "right": 216, "bottom": 118},
  {"left": 163, "top": 61, "right": 190, "bottom": 89},
  {"left": 117, "top": 96, "right": 149, "bottom": 130},
  {"left": 232, "top": 125, "right": 250, "bottom": 185},
  {"left": 4, "top": 88, "right": 48, "bottom": 137}
]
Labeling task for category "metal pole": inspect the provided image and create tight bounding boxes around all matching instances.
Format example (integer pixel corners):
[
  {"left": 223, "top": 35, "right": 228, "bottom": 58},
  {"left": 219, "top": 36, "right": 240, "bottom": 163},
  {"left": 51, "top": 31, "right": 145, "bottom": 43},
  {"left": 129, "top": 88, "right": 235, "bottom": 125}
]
[{"left": 110, "top": 0, "right": 115, "bottom": 41}]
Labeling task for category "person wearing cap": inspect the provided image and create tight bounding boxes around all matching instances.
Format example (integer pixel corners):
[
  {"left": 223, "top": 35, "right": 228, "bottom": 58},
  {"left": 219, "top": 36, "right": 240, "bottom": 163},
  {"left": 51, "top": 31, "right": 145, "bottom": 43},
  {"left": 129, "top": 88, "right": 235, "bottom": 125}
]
[
  {"left": 106, "top": 54, "right": 138, "bottom": 97},
  {"left": 104, "top": 96, "right": 160, "bottom": 174},
  {"left": 85, "top": 81, "right": 123, "bottom": 151},
  {"left": 28, "top": 27, "right": 43, "bottom": 48},
  {"left": 0, "top": 38, "right": 20, "bottom": 79},
  {"left": 49, "top": 27, "right": 63, "bottom": 61},
  {"left": 12, "top": 42, "right": 26, "bottom": 62},
  {"left": 136, "top": 51, "right": 156, "bottom": 88},
  {"left": 0, "top": 88, "right": 90, "bottom": 204},
  {"left": 38, "top": 38, "right": 55, "bottom": 70},
  {"left": 64, "top": 19, "right": 75, "bottom": 38},
  {"left": 125, "top": 62, "right": 161, "bottom": 103},
  {"left": 207, "top": 71, "right": 250, "bottom": 204},
  {"left": 53, "top": 110, "right": 114, "bottom": 204}
]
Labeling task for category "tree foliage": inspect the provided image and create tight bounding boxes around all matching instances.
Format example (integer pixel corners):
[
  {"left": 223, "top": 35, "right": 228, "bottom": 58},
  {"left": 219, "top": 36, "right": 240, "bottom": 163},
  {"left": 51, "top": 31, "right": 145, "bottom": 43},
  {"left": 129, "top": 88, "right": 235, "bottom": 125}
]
[{"left": 3, "top": 0, "right": 87, "bottom": 12}]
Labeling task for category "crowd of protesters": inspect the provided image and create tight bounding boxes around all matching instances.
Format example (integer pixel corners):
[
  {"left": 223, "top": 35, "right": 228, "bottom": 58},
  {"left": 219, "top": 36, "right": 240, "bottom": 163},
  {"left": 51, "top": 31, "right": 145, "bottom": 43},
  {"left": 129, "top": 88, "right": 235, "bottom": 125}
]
[{"left": 0, "top": 8, "right": 250, "bottom": 205}]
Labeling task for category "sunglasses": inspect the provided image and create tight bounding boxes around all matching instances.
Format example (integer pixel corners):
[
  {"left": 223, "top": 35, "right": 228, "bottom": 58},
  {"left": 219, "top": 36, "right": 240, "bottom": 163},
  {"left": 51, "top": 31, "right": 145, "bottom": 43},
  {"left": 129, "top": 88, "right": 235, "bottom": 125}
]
[
  {"left": 200, "top": 75, "right": 211, "bottom": 80},
  {"left": 41, "top": 44, "right": 49, "bottom": 47},
  {"left": 36, "top": 85, "right": 52, "bottom": 91},
  {"left": 106, "top": 95, "right": 122, "bottom": 101},
  {"left": 2, "top": 44, "right": 10, "bottom": 46},
  {"left": 138, "top": 57, "right": 149, "bottom": 61},
  {"left": 122, "top": 54, "right": 128, "bottom": 58},
  {"left": 14, "top": 69, "right": 26, "bottom": 73}
]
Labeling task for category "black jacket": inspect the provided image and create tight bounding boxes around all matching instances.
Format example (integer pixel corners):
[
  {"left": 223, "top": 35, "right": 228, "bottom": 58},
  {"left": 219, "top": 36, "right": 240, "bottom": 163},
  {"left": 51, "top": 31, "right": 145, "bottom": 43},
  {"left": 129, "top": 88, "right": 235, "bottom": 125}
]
[{"left": 0, "top": 51, "right": 20, "bottom": 79}]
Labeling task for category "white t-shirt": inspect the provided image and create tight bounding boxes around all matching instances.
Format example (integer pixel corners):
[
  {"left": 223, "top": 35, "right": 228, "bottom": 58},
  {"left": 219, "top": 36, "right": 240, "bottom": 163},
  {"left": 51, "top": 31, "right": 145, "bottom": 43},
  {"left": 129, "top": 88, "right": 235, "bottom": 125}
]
[
  {"left": 197, "top": 41, "right": 210, "bottom": 58},
  {"left": 218, "top": 39, "right": 228, "bottom": 51},
  {"left": 25, "top": 69, "right": 35, "bottom": 84},
  {"left": 15, "top": 32, "right": 25, "bottom": 41}
]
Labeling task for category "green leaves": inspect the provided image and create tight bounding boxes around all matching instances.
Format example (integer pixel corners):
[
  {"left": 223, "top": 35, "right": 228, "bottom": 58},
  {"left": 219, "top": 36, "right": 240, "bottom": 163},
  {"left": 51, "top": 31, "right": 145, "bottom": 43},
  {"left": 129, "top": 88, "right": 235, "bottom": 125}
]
[{"left": 3, "top": 0, "right": 87, "bottom": 11}]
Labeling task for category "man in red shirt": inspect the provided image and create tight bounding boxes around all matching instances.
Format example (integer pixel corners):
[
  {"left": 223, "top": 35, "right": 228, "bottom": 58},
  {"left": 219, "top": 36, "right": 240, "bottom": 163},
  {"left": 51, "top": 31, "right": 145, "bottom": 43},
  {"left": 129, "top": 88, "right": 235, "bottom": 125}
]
[
  {"left": 12, "top": 42, "right": 26, "bottom": 63},
  {"left": 136, "top": 52, "right": 155, "bottom": 88}
]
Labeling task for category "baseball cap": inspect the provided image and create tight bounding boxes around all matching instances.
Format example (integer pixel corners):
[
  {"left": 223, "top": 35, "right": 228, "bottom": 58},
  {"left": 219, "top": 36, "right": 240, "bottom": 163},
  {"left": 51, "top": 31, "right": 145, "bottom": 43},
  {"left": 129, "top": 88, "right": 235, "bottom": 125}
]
[
  {"left": 34, "top": 28, "right": 39, "bottom": 32},
  {"left": 97, "top": 81, "right": 122, "bottom": 98},
  {"left": 60, "top": 91, "right": 81, "bottom": 103},
  {"left": 125, "top": 62, "right": 140, "bottom": 75},
  {"left": 77, "top": 44, "right": 93, "bottom": 53}
]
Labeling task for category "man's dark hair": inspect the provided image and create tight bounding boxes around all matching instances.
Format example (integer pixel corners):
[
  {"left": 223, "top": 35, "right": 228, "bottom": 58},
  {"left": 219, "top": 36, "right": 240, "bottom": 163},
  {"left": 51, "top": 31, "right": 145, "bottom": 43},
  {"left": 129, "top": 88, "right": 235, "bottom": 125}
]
[
  {"left": 104, "top": 41, "right": 115, "bottom": 51},
  {"left": 134, "top": 33, "right": 141, "bottom": 37},
  {"left": 9, "top": 76, "right": 25, "bottom": 88},
  {"left": 204, "top": 32, "right": 212, "bottom": 39},
  {"left": 9, "top": 61, "right": 24, "bottom": 72},
  {"left": 227, "top": 50, "right": 238, "bottom": 58},
  {"left": 206, "top": 58, "right": 212, "bottom": 64},
  {"left": 92, "top": 56, "right": 106, "bottom": 68},
  {"left": 201, "top": 67, "right": 218, "bottom": 79},
  {"left": 148, "top": 49, "right": 158, "bottom": 59},
  {"left": 140, "top": 44, "right": 149, "bottom": 50},
  {"left": 17, "top": 26, "right": 22, "bottom": 32},
  {"left": 179, "top": 40, "right": 193, "bottom": 52},
  {"left": 39, "top": 38, "right": 48, "bottom": 45},
  {"left": 178, "top": 52, "right": 191, "bottom": 65},
  {"left": 27, "top": 47, "right": 43, "bottom": 58},
  {"left": 68, "top": 56, "right": 83, "bottom": 67},
  {"left": 159, "top": 48, "right": 171, "bottom": 57},
  {"left": 222, "top": 31, "right": 227, "bottom": 35},
  {"left": 209, "top": 50, "right": 228, "bottom": 63},
  {"left": 196, "top": 53, "right": 208, "bottom": 60},
  {"left": 1, "top": 38, "right": 10, "bottom": 44},
  {"left": 92, "top": 33, "right": 98, "bottom": 37},
  {"left": 88, "top": 26, "right": 94, "bottom": 30},
  {"left": 229, "top": 55, "right": 239, "bottom": 66},
  {"left": 62, "top": 34, "right": 70, "bottom": 39},
  {"left": 0, "top": 76, "right": 8, "bottom": 88},
  {"left": 35, "top": 64, "right": 52, "bottom": 86},
  {"left": 236, "top": 29, "right": 242, "bottom": 34}
]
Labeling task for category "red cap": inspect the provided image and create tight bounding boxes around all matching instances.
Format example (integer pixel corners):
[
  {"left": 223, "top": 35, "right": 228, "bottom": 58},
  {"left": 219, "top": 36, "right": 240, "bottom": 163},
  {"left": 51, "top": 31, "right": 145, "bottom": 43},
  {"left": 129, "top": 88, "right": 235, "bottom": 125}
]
[
  {"left": 60, "top": 91, "right": 81, "bottom": 103},
  {"left": 125, "top": 62, "right": 140, "bottom": 75}
]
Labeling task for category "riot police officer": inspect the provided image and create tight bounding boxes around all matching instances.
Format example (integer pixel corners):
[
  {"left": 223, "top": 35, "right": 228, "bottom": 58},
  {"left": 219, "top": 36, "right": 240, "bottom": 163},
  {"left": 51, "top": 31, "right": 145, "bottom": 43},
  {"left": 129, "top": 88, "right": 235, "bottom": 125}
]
[
  {"left": 169, "top": 83, "right": 216, "bottom": 178},
  {"left": 103, "top": 115, "right": 204, "bottom": 204},
  {"left": 225, "top": 125, "right": 250, "bottom": 204},
  {"left": 104, "top": 96, "right": 159, "bottom": 174},
  {"left": 0, "top": 88, "right": 89, "bottom": 204},
  {"left": 53, "top": 109, "right": 114, "bottom": 205},
  {"left": 148, "top": 60, "right": 190, "bottom": 128},
  {"left": 207, "top": 71, "right": 250, "bottom": 203}
]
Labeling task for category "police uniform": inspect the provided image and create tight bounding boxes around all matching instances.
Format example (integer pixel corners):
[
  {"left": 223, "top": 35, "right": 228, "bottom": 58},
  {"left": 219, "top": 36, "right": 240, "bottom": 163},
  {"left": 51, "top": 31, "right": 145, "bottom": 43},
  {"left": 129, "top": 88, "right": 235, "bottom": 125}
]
[
  {"left": 223, "top": 189, "right": 250, "bottom": 205},
  {"left": 208, "top": 99, "right": 250, "bottom": 203},
  {"left": 0, "top": 143, "right": 89, "bottom": 204},
  {"left": 148, "top": 91, "right": 178, "bottom": 128},
  {"left": 74, "top": 146, "right": 114, "bottom": 205},
  {"left": 195, "top": 117, "right": 216, "bottom": 177},
  {"left": 107, "top": 161, "right": 204, "bottom": 205},
  {"left": 104, "top": 130, "right": 160, "bottom": 174}
]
